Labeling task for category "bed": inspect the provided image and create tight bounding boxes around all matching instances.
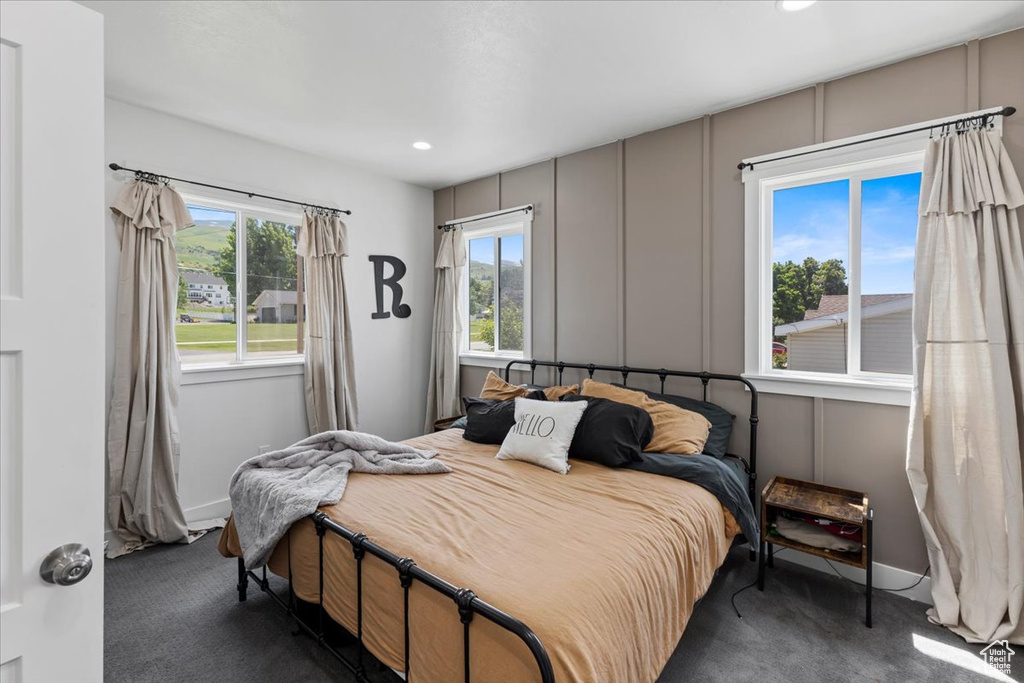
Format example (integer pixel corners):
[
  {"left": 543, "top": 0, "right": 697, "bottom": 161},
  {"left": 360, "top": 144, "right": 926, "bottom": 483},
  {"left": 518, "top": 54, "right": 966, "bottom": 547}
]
[{"left": 220, "top": 360, "right": 759, "bottom": 683}]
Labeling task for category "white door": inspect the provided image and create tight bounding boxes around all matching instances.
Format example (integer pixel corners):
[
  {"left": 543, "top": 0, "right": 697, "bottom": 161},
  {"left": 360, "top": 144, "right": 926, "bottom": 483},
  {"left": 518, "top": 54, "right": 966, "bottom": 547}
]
[{"left": 0, "top": 2, "right": 105, "bottom": 681}]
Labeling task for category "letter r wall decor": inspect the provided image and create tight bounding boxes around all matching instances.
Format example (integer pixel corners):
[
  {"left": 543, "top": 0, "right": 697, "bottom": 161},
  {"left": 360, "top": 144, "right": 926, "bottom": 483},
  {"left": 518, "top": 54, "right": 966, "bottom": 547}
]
[{"left": 368, "top": 254, "right": 411, "bottom": 320}]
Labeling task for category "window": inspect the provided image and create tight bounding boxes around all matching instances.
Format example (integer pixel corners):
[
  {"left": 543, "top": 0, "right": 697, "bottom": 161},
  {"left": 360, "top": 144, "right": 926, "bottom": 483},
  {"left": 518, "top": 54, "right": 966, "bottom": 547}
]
[
  {"left": 175, "top": 197, "right": 304, "bottom": 367},
  {"left": 458, "top": 208, "right": 531, "bottom": 364},
  {"left": 743, "top": 141, "right": 924, "bottom": 405}
]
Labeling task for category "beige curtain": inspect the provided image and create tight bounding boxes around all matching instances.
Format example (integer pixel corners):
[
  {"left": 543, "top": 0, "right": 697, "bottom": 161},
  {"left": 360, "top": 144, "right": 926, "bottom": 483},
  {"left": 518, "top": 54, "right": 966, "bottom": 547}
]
[
  {"left": 907, "top": 128, "right": 1024, "bottom": 644},
  {"left": 107, "top": 181, "right": 192, "bottom": 557},
  {"left": 299, "top": 210, "right": 358, "bottom": 433},
  {"left": 424, "top": 228, "right": 466, "bottom": 431}
]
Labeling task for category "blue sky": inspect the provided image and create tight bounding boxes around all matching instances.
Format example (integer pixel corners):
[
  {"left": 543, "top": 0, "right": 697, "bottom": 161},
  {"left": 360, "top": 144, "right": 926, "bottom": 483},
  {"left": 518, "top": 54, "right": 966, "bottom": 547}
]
[
  {"left": 469, "top": 234, "right": 524, "bottom": 264},
  {"left": 773, "top": 172, "right": 920, "bottom": 295},
  {"left": 187, "top": 205, "right": 235, "bottom": 223}
]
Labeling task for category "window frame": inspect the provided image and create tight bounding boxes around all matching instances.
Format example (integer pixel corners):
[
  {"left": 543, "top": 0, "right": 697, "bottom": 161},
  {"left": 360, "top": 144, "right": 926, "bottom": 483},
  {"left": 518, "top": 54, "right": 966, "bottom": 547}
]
[
  {"left": 742, "top": 138, "right": 929, "bottom": 406},
  {"left": 456, "top": 207, "right": 532, "bottom": 367},
  {"left": 177, "top": 193, "right": 305, "bottom": 378}
]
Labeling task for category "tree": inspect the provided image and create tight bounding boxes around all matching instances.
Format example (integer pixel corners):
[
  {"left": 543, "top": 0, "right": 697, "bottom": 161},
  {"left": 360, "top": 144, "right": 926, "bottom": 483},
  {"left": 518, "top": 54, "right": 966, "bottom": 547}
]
[
  {"left": 469, "top": 275, "right": 493, "bottom": 317},
  {"left": 814, "top": 258, "right": 848, "bottom": 296},
  {"left": 772, "top": 257, "right": 848, "bottom": 327},
  {"left": 498, "top": 299, "right": 524, "bottom": 350},
  {"left": 478, "top": 318, "right": 494, "bottom": 348},
  {"left": 214, "top": 219, "right": 298, "bottom": 305},
  {"left": 498, "top": 259, "right": 524, "bottom": 350},
  {"left": 478, "top": 260, "right": 525, "bottom": 351},
  {"left": 177, "top": 275, "right": 188, "bottom": 311}
]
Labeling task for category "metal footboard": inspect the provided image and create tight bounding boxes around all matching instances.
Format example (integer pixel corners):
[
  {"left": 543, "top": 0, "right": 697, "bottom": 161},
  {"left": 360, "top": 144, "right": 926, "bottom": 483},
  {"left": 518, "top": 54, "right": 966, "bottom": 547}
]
[{"left": 236, "top": 511, "right": 555, "bottom": 683}]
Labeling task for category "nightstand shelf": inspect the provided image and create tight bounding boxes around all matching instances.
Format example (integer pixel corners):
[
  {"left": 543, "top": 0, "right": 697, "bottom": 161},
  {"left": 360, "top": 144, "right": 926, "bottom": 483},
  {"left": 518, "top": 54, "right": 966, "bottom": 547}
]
[{"left": 758, "top": 476, "right": 874, "bottom": 627}]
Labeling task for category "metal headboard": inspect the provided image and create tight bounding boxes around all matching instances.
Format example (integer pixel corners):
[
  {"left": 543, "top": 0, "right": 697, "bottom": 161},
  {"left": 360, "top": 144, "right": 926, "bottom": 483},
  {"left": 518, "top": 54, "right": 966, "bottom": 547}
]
[{"left": 504, "top": 359, "right": 759, "bottom": 507}]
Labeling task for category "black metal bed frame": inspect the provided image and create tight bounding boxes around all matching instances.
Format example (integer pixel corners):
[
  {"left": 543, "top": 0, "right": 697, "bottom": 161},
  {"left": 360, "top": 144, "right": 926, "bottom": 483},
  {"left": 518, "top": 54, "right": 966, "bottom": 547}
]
[{"left": 234, "top": 359, "right": 759, "bottom": 683}]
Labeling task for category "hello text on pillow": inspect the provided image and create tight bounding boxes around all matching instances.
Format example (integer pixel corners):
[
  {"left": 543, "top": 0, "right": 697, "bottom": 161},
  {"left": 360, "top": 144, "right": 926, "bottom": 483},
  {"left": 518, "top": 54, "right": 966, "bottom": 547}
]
[{"left": 496, "top": 397, "right": 588, "bottom": 474}]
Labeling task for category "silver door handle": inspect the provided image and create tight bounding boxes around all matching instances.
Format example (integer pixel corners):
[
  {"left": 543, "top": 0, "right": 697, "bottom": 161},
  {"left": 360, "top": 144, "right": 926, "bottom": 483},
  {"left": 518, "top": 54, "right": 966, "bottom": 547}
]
[{"left": 40, "top": 543, "right": 93, "bottom": 586}]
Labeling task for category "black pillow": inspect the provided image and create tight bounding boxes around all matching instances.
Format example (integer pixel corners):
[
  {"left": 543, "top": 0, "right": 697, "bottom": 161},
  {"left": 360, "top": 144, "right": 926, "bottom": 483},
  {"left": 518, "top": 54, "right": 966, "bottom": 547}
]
[
  {"left": 639, "top": 389, "right": 735, "bottom": 459},
  {"left": 462, "top": 391, "right": 545, "bottom": 445},
  {"left": 560, "top": 394, "right": 654, "bottom": 467}
]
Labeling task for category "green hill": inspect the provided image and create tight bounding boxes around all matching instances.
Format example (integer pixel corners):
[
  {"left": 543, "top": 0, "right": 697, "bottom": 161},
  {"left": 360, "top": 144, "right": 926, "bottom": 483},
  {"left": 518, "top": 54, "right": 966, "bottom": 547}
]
[
  {"left": 176, "top": 220, "right": 233, "bottom": 272},
  {"left": 469, "top": 259, "right": 522, "bottom": 281}
]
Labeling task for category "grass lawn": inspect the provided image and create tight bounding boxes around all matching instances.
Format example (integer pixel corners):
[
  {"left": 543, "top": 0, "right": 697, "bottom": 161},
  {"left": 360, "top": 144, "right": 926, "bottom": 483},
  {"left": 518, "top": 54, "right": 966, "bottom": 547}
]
[{"left": 176, "top": 322, "right": 299, "bottom": 352}]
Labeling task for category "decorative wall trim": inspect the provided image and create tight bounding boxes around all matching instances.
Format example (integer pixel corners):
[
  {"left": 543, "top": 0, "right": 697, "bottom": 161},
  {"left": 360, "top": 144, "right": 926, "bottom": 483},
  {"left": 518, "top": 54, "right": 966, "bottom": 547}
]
[
  {"left": 813, "top": 396, "right": 825, "bottom": 483},
  {"left": 550, "top": 158, "right": 558, "bottom": 363},
  {"left": 967, "top": 39, "right": 980, "bottom": 110},
  {"left": 616, "top": 140, "right": 626, "bottom": 365},
  {"left": 701, "top": 115, "right": 712, "bottom": 398},
  {"left": 814, "top": 82, "right": 825, "bottom": 144}
]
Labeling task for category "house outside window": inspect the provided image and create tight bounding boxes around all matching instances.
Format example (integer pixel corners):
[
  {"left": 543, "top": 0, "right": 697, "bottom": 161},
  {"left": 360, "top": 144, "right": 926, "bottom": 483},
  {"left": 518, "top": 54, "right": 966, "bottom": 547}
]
[
  {"left": 175, "top": 197, "right": 305, "bottom": 368},
  {"left": 454, "top": 207, "right": 532, "bottom": 366},
  {"left": 741, "top": 122, "right": 944, "bottom": 405}
]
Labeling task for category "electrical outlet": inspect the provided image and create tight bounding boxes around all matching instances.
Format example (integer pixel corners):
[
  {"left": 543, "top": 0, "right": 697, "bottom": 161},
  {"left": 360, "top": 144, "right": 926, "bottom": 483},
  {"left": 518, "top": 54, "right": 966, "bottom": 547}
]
[{"left": 258, "top": 444, "right": 272, "bottom": 455}]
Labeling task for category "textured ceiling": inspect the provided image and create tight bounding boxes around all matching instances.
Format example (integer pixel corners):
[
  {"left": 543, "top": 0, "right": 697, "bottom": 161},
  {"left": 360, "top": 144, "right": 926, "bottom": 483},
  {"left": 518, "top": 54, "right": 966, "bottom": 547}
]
[{"left": 80, "top": 1, "right": 1024, "bottom": 188}]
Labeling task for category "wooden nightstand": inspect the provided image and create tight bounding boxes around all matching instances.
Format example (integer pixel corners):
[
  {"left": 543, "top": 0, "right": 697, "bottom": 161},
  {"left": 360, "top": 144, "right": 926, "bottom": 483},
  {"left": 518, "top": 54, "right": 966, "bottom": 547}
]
[
  {"left": 432, "top": 416, "right": 462, "bottom": 432},
  {"left": 758, "top": 476, "right": 874, "bottom": 627}
]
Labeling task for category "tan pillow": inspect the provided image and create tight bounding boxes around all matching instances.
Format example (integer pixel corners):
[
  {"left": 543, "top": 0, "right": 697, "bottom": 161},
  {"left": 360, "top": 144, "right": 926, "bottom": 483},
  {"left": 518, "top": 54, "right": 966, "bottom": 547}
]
[
  {"left": 580, "top": 379, "right": 711, "bottom": 454},
  {"left": 479, "top": 371, "right": 580, "bottom": 402},
  {"left": 479, "top": 371, "right": 530, "bottom": 401},
  {"left": 542, "top": 384, "right": 579, "bottom": 400}
]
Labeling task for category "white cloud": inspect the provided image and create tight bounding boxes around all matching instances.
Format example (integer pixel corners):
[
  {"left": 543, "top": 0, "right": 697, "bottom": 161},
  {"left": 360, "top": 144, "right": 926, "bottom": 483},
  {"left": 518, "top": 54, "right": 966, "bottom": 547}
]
[
  {"left": 863, "top": 245, "right": 915, "bottom": 264},
  {"left": 772, "top": 232, "right": 847, "bottom": 263}
]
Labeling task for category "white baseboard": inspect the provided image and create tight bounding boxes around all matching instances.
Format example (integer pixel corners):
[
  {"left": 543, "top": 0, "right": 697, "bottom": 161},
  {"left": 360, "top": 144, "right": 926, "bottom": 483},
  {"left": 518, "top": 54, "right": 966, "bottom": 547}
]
[
  {"left": 771, "top": 547, "right": 932, "bottom": 605},
  {"left": 183, "top": 497, "right": 232, "bottom": 524}
]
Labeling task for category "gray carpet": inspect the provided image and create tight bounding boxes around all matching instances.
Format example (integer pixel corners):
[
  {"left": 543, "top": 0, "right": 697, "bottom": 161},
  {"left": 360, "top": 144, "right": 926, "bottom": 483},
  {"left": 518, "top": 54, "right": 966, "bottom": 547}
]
[{"left": 105, "top": 534, "right": 1005, "bottom": 683}]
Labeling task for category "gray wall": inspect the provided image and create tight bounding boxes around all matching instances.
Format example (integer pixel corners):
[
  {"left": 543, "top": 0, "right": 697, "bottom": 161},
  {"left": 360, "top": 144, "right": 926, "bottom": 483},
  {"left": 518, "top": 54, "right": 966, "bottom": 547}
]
[{"left": 433, "top": 30, "right": 1024, "bottom": 572}]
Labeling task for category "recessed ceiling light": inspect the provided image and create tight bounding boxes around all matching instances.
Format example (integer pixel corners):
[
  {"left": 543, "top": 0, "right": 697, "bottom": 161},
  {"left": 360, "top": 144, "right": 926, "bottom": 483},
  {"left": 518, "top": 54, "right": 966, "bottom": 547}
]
[
  {"left": 776, "top": 0, "right": 816, "bottom": 11},
  {"left": 412, "top": 141, "right": 432, "bottom": 150}
]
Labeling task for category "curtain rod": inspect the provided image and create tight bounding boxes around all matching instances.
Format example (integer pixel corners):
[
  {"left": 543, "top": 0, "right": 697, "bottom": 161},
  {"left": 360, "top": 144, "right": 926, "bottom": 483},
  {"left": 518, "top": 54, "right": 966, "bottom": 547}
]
[
  {"left": 107, "top": 163, "right": 352, "bottom": 216},
  {"left": 437, "top": 205, "right": 533, "bottom": 231},
  {"left": 737, "top": 106, "right": 1016, "bottom": 171}
]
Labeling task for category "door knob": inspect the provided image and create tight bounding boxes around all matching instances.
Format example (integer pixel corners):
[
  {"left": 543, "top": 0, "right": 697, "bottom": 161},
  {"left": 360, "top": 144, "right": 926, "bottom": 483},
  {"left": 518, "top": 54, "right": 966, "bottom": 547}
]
[{"left": 40, "top": 543, "right": 93, "bottom": 586}]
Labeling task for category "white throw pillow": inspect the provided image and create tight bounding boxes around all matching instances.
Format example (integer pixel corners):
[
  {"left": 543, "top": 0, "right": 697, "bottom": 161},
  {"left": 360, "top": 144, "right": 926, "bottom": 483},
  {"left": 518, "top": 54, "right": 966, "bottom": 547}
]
[{"left": 496, "top": 397, "right": 588, "bottom": 474}]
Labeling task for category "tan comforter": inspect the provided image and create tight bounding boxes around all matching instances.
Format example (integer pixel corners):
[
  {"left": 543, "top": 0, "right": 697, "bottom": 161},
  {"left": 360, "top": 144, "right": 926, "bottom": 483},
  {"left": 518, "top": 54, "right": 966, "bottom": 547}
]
[{"left": 219, "top": 429, "right": 738, "bottom": 683}]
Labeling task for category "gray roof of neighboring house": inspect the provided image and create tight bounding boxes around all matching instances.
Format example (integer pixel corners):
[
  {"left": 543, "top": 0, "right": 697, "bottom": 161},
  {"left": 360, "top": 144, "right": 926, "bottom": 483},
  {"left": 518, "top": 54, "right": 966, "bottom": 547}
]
[
  {"left": 804, "top": 294, "right": 912, "bottom": 320},
  {"left": 776, "top": 293, "right": 913, "bottom": 336},
  {"left": 252, "top": 289, "right": 298, "bottom": 307},
  {"left": 182, "top": 271, "right": 228, "bottom": 287}
]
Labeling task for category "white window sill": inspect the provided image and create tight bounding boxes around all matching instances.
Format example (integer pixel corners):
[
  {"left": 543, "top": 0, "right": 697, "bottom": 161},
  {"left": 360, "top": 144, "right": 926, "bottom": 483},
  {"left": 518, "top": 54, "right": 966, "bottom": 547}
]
[
  {"left": 180, "top": 357, "right": 304, "bottom": 385},
  {"left": 459, "top": 353, "right": 526, "bottom": 370},
  {"left": 743, "top": 372, "right": 911, "bottom": 406}
]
